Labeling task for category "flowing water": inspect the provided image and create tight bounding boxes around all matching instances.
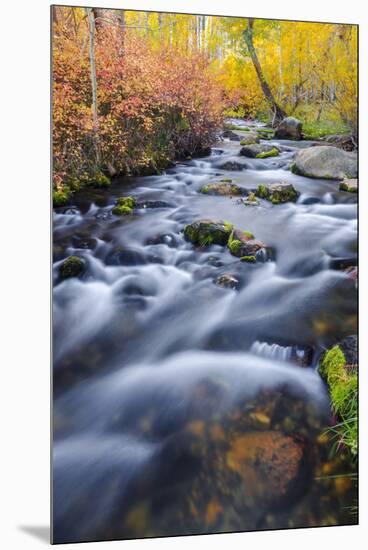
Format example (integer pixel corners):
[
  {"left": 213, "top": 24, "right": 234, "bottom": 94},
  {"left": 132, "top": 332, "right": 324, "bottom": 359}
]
[{"left": 53, "top": 126, "right": 358, "bottom": 543}]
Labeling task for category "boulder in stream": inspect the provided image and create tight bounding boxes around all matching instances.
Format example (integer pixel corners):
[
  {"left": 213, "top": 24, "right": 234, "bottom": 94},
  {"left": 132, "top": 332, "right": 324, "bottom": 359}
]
[
  {"left": 275, "top": 117, "right": 302, "bottom": 140},
  {"left": 59, "top": 256, "right": 85, "bottom": 279},
  {"left": 291, "top": 146, "right": 357, "bottom": 180},
  {"left": 184, "top": 219, "right": 233, "bottom": 247},
  {"left": 200, "top": 181, "right": 246, "bottom": 196},
  {"left": 256, "top": 182, "right": 299, "bottom": 204},
  {"left": 240, "top": 144, "right": 279, "bottom": 159}
]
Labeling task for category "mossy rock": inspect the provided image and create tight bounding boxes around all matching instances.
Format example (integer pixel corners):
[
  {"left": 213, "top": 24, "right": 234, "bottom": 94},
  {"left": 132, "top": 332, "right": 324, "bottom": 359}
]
[
  {"left": 82, "top": 171, "right": 111, "bottom": 188},
  {"left": 256, "top": 182, "right": 298, "bottom": 204},
  {"left": 112, "top": 196, "right": 136, "bottom": 215},
  {"left": 59, "top": 256, "right": 85, "bottom": 279},
  {"left": 53, "top": 187, "right": 71, "bottom": 207},
  {"left": 184, "top": 220, "right": 233, "bottom": 247},
  {"left": 339, "top": 179, "right": 358, "bottom": 193},
  {"left": 240, "top": 144, "right": 279, "bottom": 159},
  {"left": 112, "top": 205, "right": 133, "bottom": 216},
  {"left": 228, "top": 229, "right": 264, "bottom": 258},
  {"left": 242, "top": 192, "right": 260, "bottom": 206},
  {"left": 200, "top": 182, "right": 245, "bottom": 196}
]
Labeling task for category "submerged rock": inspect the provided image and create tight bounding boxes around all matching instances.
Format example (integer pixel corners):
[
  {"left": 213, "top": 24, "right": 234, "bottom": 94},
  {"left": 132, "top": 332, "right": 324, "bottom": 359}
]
[
  {"left": 215, "top": 273, "right": 240, "bottom": 290},
  {"left": 59, "top": 256, "right": 85, "bottom": 279},
  {"left": 219, "top": 160, "right": 246, "bottom": 171},
  {"left": 221, "top": 129, "right": 241, "bottom": 141},
  {"left": 184, "top": 220, "right": 233, "bottom": 247},
  {"left": 275, "top": 117, "right": 302, "bottom": 140},
  {"left": 226, "top": 431, "right": 304, "bottom": 500},
  {"left": 339, "top": 178, "right": 358, "bottom": 193},
  {"left": 256, "top": 182, "right": 299, "bottom": 204},
  {"left": 240, "top": 143, "right": 279, "bottom": 159},
  {"left": 291, "top": 146, "right": 357, "bottom": 180},
  {"left": 109, "top": 247, "right": 163, "bottom": 266},
  {"left": 135, "top": 200, "right": 173, "bottom": 209},
  {"left": 228, "top": 229, "right": 265, "bottom": 258},
  {"left": 200, "top": 181, "right": 246, "bottom": 196}
]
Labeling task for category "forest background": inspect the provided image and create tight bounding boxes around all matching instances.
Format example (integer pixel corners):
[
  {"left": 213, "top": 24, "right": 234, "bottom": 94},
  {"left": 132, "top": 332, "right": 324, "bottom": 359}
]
[{"left": 52, "top": 6, "right": 357, "bottom": 205}]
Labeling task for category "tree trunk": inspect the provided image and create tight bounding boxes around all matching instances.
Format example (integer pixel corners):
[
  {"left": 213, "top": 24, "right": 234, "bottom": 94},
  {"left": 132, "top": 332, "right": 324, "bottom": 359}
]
[
  {"left": 243, "top": 19, "right": 286, "bottom": 125},
  {"left": 86, "top": 8, "right": 101, "bottom": 165}
]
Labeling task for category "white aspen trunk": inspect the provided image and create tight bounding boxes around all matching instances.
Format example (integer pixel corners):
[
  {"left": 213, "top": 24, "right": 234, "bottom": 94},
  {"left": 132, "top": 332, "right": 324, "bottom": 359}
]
[{"left": 86, "top": 8, "right": 100, "bottom": 165}]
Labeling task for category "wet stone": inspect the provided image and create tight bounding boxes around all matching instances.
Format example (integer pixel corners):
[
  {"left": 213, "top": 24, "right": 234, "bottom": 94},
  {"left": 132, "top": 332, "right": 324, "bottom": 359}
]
[
  {"left": 184, "top": 219, "right": 233, "bottom": 247},
  {"left": 200, "top": 182, "right": 246, "bottom": 196},
  {"left": 215, "top": 273, "right": 240, "bottom": 290}
]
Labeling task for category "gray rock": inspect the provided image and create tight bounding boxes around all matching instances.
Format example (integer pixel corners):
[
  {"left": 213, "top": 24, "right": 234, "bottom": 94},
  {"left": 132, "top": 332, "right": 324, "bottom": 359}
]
[
  {"left": 215, "top": 273, "right": 240, "bottom": 290},
  {"left": 275, "top": 117, "right": 302, "bottom": 140},
  {"left": 338, "top": 335, "right": 358, "bottom": 370},
  {"left": 239, "top": 132, "right": 260, "bottom": 145},
  {"left": 221, "top": 130, "right": 241, "bottom": 141},
  {"left": 291, "top": 146, "right": 357, "bottom": 180},
  {"left": 219, "top": 161, "right": 247, "bottom": 171}
]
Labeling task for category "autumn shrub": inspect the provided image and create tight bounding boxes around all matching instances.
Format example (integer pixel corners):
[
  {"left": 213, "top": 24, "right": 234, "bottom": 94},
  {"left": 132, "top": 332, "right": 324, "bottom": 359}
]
[{"left": 52, "top": 24, "right": 223, "bottom": 198}]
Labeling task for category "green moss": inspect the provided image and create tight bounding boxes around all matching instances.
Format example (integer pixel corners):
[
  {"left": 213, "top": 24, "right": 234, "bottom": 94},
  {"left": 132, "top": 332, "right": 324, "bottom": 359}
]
[
  {"left": 116, "top": 196, "right": 136, "bottom": 209},
  {"left": 257, "top": 184, "right": 269, "bottom": 199},
  {"left": 339, "top": 182, "right": 357, "bottom": 193},
  {"left": 256, "top": 148, "right": 279, "bottom": 159},
  {"left": 53, "top": 187, "right": 71, "bottom": 207},
  {"left": 59, "top": 256, "right": 85, "bottom": 279},
  {"left": 112, "top": 205, "right": 133, "bottom": 216},
  {"left": 240, "top": 255, "right": 256, "bottom": 263},
  {"left": 319, "top": 346, "right": 358, "bottom": 457},
  {"left": 200, "top": 185, "right": 210, "bottom": 194},
  {"left": 224, "top": 221, "right": 234, "bottom": 234},
  {"left": 229, "top": 239, "right": 242, "bottom": 255},
  {"left": 240, "top": 139, "right": 257, "bottom": 146},
  {"left": 243, "top": 230, "right": 254, "bottom": 239},
  {"left": 220, "top": 178, "right": 232, "bottom": 183}
]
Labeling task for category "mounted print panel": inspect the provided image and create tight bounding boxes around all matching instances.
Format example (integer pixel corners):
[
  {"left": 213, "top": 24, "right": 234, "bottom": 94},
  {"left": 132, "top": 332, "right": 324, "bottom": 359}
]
[{"left": 52, "top": 4, "right": 358, "bottom": 544}]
